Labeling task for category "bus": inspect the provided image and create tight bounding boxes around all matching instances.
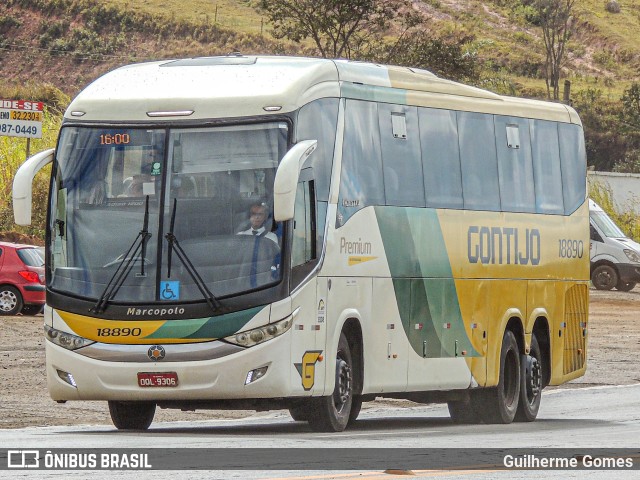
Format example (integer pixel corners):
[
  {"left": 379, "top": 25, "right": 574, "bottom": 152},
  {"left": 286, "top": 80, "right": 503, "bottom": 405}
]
[{"left": 13, "top": 55, "right": 589, "bottom": 432}]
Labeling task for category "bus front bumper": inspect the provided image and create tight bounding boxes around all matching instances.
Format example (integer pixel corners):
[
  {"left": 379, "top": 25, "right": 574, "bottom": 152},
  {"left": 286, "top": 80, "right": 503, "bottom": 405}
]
[{"left": 45, "top": 332, "right": 297, "bottom": 402}]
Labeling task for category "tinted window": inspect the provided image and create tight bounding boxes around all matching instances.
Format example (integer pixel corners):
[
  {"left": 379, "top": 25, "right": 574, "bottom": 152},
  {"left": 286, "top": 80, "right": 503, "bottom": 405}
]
[
  {"left": 495, "top": 116, "right": 535, "bottom": 212},
  {"left": 17, "top": 248, "right": 44, "bottom": 267},
  {"left": 297, "top": 98, "right": 339, "bottom": 254},
  {"left": 531, "top": 120, "right": 564, "bottom": 214},
  {"left": 559, "top": 123, "right": 587, "bottom": 214},
  {"left": 458, "top": 112, "right": 500, "bottom": 211},
  {"left": 338, "top": 100, "right": 384, "bottom": 225},
  {"left": 420, "top": 108, "right": 463, "bottom": 209},
  {"left": 378, "top": 104, "right": 425, "bottom": 207}
]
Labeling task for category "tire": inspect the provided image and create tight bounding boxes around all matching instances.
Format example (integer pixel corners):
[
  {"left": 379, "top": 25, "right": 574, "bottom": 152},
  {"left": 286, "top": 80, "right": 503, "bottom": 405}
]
[
  {"left": 479, "top": 330, "right": 521, "bottom": 424},
  {"left": 616, "top": 281, "right": 636, "bottom": 292},
  {"left": 288, "top": 403, "right": 310, "bottom": 422},
  {"left": 21, "top": 305, "right": 43, "bottom": 316},
  {"left": 0, "top": 286, "right": 23, "bottom": 316},
  {"left": 307, "top": 333, "right": 353, "bottom": 432},
  {"left": 108, "top": 401, "right": 156, "bottom": 430},
  {"left": 591, "top": 265, "right": 618, "bottom": 290},
  {"left": 347, "top": 395, "right": 363, "bottom": 426},
  {"left": 448, "top": 391, "right": 483, "bottom": 424},
  {"left": 515, "top": 335, "right": 543, "bottom": 422}
]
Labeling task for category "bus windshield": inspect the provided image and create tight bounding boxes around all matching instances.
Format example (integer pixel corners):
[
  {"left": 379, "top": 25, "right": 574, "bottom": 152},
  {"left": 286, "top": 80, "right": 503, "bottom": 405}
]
[
  {"left": 50, "top": 122, "right": 288, "bottom": 305},
  {"left": 591, "top": 210, "right": 626, "bottom": 238}
]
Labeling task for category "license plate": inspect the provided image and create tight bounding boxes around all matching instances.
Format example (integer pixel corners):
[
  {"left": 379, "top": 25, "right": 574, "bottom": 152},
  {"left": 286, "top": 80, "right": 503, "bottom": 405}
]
[{"left": 137, "top": 372, "right": 178, "bottom": 388}]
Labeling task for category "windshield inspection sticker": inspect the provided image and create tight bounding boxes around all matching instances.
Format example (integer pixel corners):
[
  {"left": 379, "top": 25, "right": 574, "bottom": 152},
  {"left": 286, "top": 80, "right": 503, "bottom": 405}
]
[{"left": 160, "top": 281, "right": 180, "bottom": 300}]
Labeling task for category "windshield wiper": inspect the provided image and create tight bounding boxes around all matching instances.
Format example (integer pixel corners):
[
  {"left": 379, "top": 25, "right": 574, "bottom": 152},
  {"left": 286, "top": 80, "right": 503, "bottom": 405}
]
[
  {"left": 92, "top": 196, "right": 152, "bottom": 313},
  {"left": 165, "top": 198, "right": 222, "bottom": 312}
]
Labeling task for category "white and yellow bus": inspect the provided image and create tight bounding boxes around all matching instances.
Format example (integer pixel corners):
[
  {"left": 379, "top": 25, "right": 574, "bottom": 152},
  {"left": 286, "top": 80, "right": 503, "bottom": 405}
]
[{"left": 13, "top": 55, "right": 589, "bottom": 432}]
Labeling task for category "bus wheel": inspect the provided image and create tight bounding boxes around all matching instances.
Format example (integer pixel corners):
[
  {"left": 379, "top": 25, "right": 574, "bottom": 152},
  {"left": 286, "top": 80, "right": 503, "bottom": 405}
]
[
  {"left": 515, "top": 335, "right": 542, "bottom": 422},
  {"left": 480, "top": 330, "right": 520, "bottom": 424},
  {"left": 616, "top": 281, "right": 636, "bottom": 292},
  {"left": 591, "top": 265, "right": 618, "bottom": 290},
  {"left": 308, "top": 333, "right": 353, "bottom": 432},
  {"left": 348, "top": 395, "right": 363, "bottom": 426},
  {"left": 448, "top": 390, "right": 483, "bottom": 424},
  {"left": 108, "top": 401, "right": 155, "bottom": 430},
  {"left": 288, "top": 403, "right": 310, "bottom": 422}
]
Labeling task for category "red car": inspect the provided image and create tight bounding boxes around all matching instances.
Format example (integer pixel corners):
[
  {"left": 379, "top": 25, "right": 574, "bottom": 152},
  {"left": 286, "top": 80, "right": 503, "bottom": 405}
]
[{"left": 0, "top": 242, "right": 45, "bottom": 315}]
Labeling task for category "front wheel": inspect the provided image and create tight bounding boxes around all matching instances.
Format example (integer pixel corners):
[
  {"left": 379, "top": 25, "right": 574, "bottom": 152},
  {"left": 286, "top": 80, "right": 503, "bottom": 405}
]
[
  {"left": 479, "top": 330, "right": 521, "bottom": 424},
  {"left": 108, "top": 401, "right": 156, "bottom": 430},
  {"left": 515, "top": 335, "right": 543, "bottom": 422},
  {"left": 591, "top": 265, "right": 618, "bottom": 290},
  {"left": 307, "top": 333, "right": 353, "bottom": 432},
  {"left": 616, "top": 281, "right": 636, "bottom": 292}
]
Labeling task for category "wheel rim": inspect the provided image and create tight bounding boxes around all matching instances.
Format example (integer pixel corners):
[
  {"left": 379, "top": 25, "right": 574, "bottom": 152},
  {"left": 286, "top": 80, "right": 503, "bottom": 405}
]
[
  {"left": 595, "top": 269, "right": 615, "bottom": 289},
  {"left": 333, "top": 358, "right": 352, "bottom": 414},
  {"left": 0, "top": 291, "right": 17, "bottom": 312},
  {"left": 524, "top": 355, "right": 542, "bottom": 405}
]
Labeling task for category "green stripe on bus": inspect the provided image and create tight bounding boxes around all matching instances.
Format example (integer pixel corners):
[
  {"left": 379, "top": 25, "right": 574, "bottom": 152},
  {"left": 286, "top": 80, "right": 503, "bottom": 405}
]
[
  {"left": 145, "top": 306, "right": 262, "bottom": 340},
  {"left": 375, "top": 207, "right": 479, "bottom": 358}
]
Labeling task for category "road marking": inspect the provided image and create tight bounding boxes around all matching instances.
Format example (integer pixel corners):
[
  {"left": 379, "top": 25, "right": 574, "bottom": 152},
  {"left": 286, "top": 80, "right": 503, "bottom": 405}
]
[
  {"left": 314, "top": 430, "right": 443, "bottom": 438},
  {"left": 545, "top": 382, "right": 640, "bottom": 395},
  {"left": 264, "top": 469, "right": 502, "bottom": 480}
]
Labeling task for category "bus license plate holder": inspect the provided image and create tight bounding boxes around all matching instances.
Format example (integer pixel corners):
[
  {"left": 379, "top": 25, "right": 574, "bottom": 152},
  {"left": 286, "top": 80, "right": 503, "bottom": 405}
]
[{"left": 137, "top": 372, "right": 178, "bottom": 387}]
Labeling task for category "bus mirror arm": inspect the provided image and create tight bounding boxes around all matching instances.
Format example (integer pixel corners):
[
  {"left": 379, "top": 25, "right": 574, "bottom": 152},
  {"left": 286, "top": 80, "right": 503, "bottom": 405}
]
[
  {"left": 12, "top": 149, "right": 55, "bottom": 225},
  {"left": 273, "top": 140, "right": 317, "bottom": 222}
]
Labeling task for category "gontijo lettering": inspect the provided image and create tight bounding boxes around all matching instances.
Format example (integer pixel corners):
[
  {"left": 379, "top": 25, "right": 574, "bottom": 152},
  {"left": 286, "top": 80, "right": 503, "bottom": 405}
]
[{"left": 468, "top": 226, "right": 541, "bottom": 265}]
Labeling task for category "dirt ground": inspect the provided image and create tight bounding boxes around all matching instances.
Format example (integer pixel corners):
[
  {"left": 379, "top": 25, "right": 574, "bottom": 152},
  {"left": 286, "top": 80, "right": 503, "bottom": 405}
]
[{"left": 1, "top": 286, "right": 638, "bottom": 429}]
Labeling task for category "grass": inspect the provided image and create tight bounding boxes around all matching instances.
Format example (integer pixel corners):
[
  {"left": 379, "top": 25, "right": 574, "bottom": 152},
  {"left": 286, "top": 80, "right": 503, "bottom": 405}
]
[
  {"left": 0, "top": 85, "right": 62, "bottom": 239},
  {"left": 103, "top": 0, "right": 267, "bottom": 36}
]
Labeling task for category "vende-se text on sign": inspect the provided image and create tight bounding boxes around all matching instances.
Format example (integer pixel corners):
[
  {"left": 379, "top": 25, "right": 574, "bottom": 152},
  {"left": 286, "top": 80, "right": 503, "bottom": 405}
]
[{"left": 0, "top": 99, "right": 44, "bottom": 139}]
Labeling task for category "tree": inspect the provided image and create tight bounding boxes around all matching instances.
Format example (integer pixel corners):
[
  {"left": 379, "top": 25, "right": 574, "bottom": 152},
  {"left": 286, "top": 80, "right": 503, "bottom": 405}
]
[
  {"left": 532, "top": 0, "right": 576, "bottom": 100},
  {"left": 258, "top": 0, "right": 416, "bottom": 59}
]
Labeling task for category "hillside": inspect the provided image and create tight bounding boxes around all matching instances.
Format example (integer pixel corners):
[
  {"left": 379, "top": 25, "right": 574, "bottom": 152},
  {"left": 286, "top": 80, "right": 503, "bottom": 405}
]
[{"left": 1, "top": 0, "right": 639, "bottom": 99}]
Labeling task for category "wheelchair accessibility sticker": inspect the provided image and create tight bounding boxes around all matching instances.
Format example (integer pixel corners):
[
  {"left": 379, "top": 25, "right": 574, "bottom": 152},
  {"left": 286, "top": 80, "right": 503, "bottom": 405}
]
[{"left": 160, "top": 281, "right": 180, "bottom": 300}]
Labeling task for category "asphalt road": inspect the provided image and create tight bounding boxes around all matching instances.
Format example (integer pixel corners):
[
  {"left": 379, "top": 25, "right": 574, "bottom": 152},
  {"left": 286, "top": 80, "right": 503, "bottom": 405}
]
[{"left": 1, "top": 384, "right": 639, "bottom": 479}]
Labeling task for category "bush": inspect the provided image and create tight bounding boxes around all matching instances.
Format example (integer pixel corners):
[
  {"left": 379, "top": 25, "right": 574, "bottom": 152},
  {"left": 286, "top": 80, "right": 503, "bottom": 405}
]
[
  {"left": 0, "top": 106, "right": 61, "bottom": 240},
  {"left": 589, "top": 181, "right": 640, "bottom": 242},
  {"left": 605, "top": 1, "right": 621, "bottom": 14}
]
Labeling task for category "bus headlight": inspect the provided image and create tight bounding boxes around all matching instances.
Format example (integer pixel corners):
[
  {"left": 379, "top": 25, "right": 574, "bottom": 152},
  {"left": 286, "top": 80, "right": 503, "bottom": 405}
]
[
  {"left": 225, "top": 316, "right": 293, "bottom": 348},
  {"left": 45, "top": 325, "right": 95, "bottom": 350},
  {"left": 624, "top": 249, "right": 640, "bottom": 263}
]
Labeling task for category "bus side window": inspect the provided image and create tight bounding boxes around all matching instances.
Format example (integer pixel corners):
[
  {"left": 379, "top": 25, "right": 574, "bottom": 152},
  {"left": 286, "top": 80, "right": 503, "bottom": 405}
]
[{"left": 291, "top": 176, "right": 317, "bottom": 288}]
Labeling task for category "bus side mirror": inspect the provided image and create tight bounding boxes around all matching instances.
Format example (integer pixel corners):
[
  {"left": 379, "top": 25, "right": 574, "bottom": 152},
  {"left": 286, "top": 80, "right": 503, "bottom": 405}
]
[
  {"left": 273, "top": 140, "right": 317, "bottom": 221},
  {"left": 12, "top": 149, "right": 55, "bottom": 225}
]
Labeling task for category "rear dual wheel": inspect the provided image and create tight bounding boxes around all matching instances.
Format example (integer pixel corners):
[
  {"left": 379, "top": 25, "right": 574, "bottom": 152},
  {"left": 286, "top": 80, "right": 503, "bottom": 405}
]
[
  {"left": 515, "top": 335, "right": 543, "bottom": 422},
  {"left": 478, "top": 330, "right": 521, "bottom": 424}
]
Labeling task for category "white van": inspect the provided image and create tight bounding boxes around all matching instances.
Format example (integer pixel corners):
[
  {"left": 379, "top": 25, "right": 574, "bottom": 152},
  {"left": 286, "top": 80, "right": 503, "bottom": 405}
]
[{"left": 589, "top": 199, "right": 640, "bottom": 291}]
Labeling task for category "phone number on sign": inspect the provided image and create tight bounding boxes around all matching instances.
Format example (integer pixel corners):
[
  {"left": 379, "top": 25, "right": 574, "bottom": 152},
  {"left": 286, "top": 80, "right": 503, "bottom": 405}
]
[{"left": 0, "top": 122, "right": 41, "bottom": 137}]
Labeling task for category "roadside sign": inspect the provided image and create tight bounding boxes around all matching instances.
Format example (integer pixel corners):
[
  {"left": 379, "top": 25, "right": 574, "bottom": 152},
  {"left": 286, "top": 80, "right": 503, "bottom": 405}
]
[{"left": 0, "top": 99, "right": 44, "bottom": 139}]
